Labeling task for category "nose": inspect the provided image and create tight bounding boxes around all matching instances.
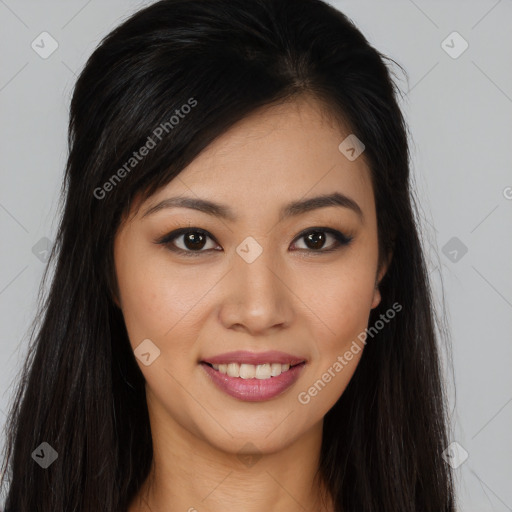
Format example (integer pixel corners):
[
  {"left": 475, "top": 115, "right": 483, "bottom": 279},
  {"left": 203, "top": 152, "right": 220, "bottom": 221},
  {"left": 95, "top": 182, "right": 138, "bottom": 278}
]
[{"left": 218, "top": 244, "right": 294, "bottom": 336}]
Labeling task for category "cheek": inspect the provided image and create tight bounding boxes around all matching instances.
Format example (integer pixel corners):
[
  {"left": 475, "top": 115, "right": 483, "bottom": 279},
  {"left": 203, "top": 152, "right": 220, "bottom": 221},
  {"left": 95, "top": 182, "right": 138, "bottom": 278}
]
[
  {"left": 115, "top": 245, "right": 223, "bottom": 378},
  {"left": 301, "top": 255, "right": 377, "bottom": 345},
  {"left": 295, "top": 250, "right": 377, "bottom": 407},
  {"left": 294, "top": 283, "right": 371, "bottom": 415},
  {"left": 115, "top": 254, "right": 206, "bottom": 409},
  {"left": 115, "top": 240, "right": 201, "bottom": 348}
]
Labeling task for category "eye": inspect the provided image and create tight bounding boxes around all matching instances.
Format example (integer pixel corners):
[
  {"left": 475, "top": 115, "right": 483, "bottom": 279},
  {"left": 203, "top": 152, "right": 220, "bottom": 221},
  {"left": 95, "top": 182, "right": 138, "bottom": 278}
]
[
  {"left": 156, "top": 228, "right": 220, "bottom": 256},
  {"left": 290, "top": 227, "right": 353, "bottom": 253},
  {"left": 155, "top": 226, "right": 353, "bottom": 256}
]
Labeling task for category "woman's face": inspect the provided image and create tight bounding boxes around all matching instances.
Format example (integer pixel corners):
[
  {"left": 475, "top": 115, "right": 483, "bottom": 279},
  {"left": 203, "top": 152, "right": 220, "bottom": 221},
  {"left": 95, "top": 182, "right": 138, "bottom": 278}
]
[{"left": 114, "top": 95, "right": 386, "bottom": 455}]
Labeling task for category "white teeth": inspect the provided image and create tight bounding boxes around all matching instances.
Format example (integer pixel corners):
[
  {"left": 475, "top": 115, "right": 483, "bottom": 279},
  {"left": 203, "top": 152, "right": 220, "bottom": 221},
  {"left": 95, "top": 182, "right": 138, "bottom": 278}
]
[
  {"left": 270, "top": 363, "right": 282, "bottom": 377},
  {"left": 239, "top": 364, "right": 255, "bottom": 379},
  {"left": 209, "top": 362, "right": 297, "bottom": 379},
  {"left": 227, "top": 363, "right": 238, "bottom": 377},
  {"left": 255, "top": 363, "right": 271, "bottom": 379}
]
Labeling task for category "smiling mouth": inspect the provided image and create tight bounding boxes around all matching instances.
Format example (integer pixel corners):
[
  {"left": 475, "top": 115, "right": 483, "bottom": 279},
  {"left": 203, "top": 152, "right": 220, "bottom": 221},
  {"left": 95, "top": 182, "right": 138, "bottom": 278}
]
[{"left": 202, "top": 361, "right": 305, "bottom": 380}]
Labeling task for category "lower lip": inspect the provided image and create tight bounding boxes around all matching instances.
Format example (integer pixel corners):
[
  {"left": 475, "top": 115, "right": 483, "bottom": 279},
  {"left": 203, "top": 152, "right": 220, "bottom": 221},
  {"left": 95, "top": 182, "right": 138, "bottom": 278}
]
[{"left": 200, "top": 362, "right": 306, "bottom": 402}]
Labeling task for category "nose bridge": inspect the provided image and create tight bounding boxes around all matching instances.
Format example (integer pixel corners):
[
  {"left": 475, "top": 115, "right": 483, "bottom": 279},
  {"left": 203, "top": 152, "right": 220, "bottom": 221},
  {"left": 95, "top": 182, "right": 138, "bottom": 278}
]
[
  {"left": 237, "top": 237, "right": 283, "bottom": 304},
  {"left": 220, "top": 236, "right": 290, "bottom": 332}
]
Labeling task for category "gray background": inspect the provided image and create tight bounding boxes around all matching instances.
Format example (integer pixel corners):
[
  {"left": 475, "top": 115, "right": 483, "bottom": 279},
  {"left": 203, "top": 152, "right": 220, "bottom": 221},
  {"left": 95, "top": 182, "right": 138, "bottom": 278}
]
[{"left": 1, "top": 1, "right": 511, "bottom": 510}]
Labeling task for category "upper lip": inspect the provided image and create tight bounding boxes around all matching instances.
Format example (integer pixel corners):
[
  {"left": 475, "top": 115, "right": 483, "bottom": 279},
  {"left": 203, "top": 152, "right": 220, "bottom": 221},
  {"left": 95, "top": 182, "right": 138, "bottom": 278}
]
[{"left": 201, "top": 350, "right": 306, "bottom": 366}]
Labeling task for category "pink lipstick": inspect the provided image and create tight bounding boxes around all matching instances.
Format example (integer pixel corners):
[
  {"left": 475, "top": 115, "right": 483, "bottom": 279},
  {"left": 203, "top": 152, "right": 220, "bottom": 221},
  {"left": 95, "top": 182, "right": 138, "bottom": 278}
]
[{"left": 200, "top": 350, "right": 306, "bottom": 402}]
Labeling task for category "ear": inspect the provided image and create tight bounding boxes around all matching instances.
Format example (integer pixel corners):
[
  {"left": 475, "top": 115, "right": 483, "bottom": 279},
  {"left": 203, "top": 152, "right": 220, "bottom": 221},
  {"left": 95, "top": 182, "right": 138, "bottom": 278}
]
[
  {"left": 112, "top": 293, "right": 121, "bottom": 309},
  {"left": 107, "top": 275, "right": 122, "bottom": 309},
  {"left": 371, "top": 286, "right": 382, "bottom": 310},
  {"left": 371, "top": 250, "right": 392, "bottom": 309}
]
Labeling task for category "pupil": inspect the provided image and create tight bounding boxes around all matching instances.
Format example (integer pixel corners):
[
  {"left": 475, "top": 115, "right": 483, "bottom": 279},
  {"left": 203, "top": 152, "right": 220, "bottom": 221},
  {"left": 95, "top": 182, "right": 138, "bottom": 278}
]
[
  {"left": 185, "top": 232, "right": 206, "bottom": 250},
  {"left": 306, "top": 231, "right": 325, "bottom": 250}
]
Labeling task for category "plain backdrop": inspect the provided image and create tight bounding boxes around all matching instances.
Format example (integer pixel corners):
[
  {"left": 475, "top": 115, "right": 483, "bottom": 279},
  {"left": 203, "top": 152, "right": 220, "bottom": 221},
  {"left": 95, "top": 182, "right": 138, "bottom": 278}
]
[{"left": 1, "top": 1, "right": 511, "bottom": 510}]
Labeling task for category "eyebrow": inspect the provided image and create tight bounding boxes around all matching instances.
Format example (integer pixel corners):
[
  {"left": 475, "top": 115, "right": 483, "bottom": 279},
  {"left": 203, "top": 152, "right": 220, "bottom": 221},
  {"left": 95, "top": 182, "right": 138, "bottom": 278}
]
[{"left": 142, "top": 192, "right": 364, "bottom": 223}]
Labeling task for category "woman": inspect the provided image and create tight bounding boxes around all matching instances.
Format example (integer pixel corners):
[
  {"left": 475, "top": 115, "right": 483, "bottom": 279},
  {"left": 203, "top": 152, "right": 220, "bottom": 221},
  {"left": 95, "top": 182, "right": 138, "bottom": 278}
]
[{"left": 1, "top": 0, "right": 456, "bottom": 510}]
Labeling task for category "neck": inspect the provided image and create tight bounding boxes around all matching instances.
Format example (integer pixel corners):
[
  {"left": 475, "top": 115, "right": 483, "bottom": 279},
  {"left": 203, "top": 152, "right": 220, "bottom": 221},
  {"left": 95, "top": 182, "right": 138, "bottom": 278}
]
[{"left": 128, "top": 394, "right": 334, "bottom": 512}]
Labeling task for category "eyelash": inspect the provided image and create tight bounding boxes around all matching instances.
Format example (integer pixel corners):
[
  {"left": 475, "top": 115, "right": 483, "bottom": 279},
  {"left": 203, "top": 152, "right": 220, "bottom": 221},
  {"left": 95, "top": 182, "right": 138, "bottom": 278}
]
[{"left": 155, "top": 226, "right": 353, "bottom": 257}]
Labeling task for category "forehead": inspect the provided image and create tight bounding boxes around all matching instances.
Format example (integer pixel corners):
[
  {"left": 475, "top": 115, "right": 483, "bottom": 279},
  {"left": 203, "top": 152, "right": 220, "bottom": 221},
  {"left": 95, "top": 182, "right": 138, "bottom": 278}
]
[{"left": 132, "top": 95, "right": 374, "bottom": 223}]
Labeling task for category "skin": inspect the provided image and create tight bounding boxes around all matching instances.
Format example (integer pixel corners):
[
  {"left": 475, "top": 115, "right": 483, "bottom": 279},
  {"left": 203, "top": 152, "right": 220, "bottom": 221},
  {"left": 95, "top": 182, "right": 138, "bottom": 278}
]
[{"left": 116, "top": 94, "right": 389, "bottom": 512}]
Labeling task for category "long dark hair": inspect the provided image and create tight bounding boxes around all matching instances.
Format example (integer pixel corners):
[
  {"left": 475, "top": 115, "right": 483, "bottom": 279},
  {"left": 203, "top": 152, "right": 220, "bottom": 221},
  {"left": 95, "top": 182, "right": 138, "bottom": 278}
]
[{"left": 1, "top": 0, "right": 456, "bottom": 510}]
